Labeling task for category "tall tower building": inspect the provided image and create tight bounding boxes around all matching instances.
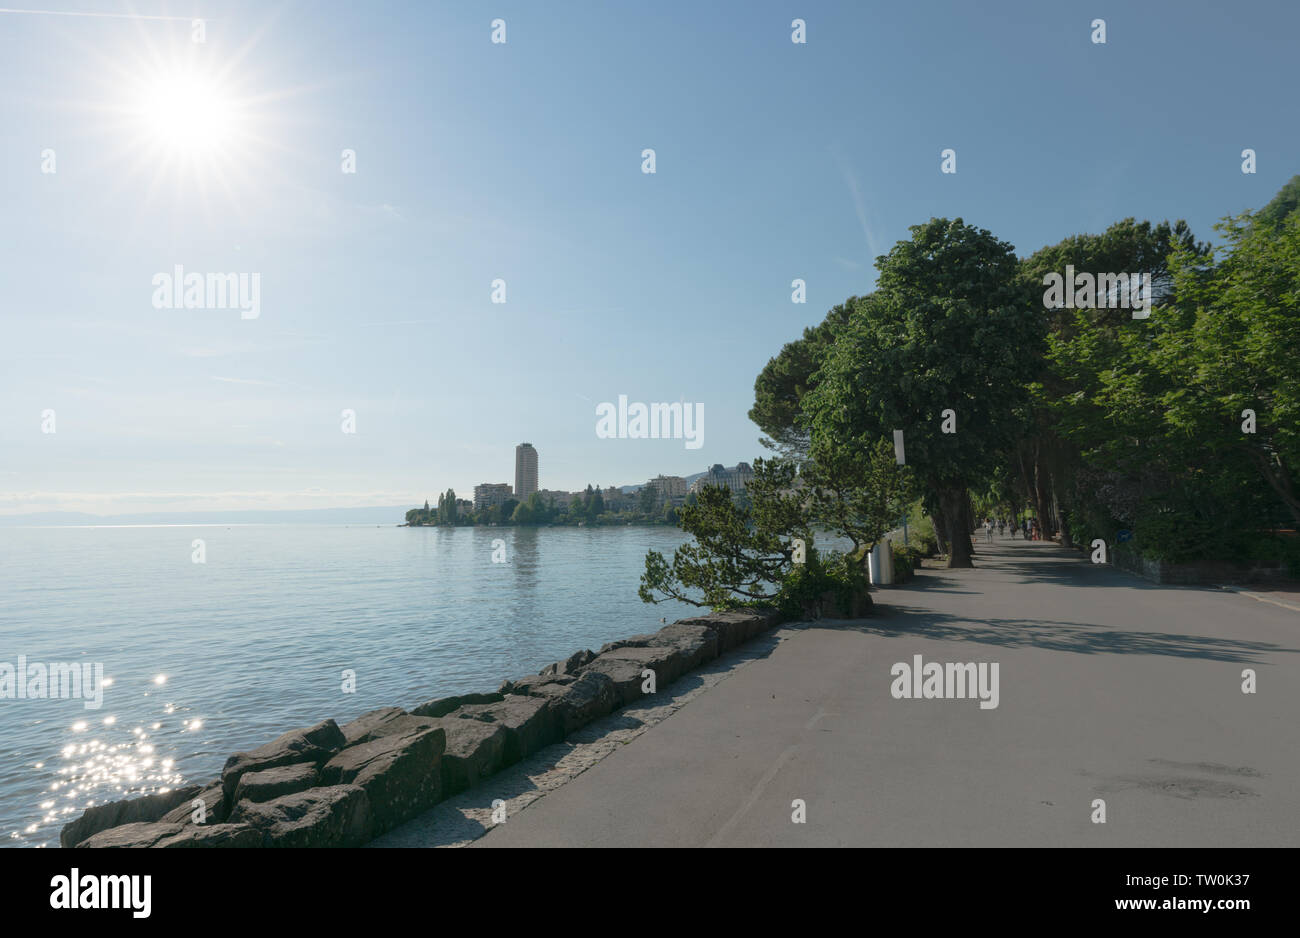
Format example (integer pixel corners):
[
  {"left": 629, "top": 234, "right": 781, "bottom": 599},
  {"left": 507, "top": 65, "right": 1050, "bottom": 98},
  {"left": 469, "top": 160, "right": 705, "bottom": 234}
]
[{"left": 515, "top": 442, "right": 538, "bottom": 498}]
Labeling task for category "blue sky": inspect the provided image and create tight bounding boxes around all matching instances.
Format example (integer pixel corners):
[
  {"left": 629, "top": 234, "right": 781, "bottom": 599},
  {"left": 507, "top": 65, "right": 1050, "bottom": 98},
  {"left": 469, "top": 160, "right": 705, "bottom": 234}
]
[{"left": 1, "top": 0, "right": 1296, "bottom": 515}]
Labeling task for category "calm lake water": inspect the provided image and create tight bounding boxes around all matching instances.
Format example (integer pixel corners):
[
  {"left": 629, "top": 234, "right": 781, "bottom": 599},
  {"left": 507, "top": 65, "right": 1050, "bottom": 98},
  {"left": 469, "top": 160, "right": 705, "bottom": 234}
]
[{"left": 0, "top": 523, "right": 694, "bottom": 847}]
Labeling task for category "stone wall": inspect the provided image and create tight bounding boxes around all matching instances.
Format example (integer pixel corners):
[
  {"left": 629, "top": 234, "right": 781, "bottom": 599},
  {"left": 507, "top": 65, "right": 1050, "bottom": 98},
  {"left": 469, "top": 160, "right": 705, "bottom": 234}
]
[{"left": 60, "top": 607, "right": 784, "bottom": 848}]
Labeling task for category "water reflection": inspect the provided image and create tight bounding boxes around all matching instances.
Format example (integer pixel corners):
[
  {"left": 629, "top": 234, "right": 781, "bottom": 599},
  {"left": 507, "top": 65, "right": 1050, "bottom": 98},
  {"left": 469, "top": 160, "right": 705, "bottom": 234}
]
[
  {"left": 511, "top": 527, "right": 540, "bottom": 591},
  {"left": 5, "top": 685, "right": 196, "bottom": 848}
]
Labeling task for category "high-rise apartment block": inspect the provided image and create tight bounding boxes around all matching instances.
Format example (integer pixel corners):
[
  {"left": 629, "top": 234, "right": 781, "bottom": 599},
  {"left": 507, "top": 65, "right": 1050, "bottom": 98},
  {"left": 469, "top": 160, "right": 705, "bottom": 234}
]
[{"left": 515, "top": 442, "right": 538, "bottom": 498}]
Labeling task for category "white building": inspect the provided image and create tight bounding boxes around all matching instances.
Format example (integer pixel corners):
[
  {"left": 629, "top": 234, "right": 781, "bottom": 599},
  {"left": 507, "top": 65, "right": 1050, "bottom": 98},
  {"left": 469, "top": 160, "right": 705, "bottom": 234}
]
[{"left": 688, "top": 462, "right": 754, "bottom": 495}]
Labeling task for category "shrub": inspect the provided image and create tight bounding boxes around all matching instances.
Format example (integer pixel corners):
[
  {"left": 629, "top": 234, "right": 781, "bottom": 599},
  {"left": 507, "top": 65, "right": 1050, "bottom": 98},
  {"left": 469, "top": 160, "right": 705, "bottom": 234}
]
[
  {"left": 905, "top": 502, "right": 938, "bottom": 556},
  {"left": 892, "top": 544, "right": 922, "bottom": 582},
  {"left": 776, "top": 549, "right": 869, "bottom": 619}
]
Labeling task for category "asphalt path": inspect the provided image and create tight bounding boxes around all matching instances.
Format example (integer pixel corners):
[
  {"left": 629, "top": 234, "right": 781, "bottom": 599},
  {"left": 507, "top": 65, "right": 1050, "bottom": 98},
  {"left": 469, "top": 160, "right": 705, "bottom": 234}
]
[{"left": 473, "top": 535, "right": 1300, "bottom": 846}]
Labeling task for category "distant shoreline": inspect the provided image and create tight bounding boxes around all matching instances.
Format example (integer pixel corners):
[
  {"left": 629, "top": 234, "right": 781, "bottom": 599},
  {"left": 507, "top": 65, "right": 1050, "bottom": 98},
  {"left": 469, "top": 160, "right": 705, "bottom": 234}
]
[{"left": 400, "top": 520, "right": 677, "bottom": 529}]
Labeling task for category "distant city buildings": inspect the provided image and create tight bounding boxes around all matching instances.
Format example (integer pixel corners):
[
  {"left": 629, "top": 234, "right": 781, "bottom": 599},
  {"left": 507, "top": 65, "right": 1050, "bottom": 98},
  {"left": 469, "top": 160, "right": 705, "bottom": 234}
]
[
  {"left": 460, "top": 445, "right": 752, "bottom": 517},
  {"left": 537, "top": 489, "right": 572, "bottom": 509},
  {"left": 473, "top": 482, "right": 513, "bottom": 511},
  {"left": 646, "top": 474, "right": 688, "bottom": 506},
  {"left": 515, "top": 443, "right": 538, "bottom": 498},
  {"left": 689, "top": 462, "right": 753, "bottom": 495},
  {"left": 644, "top": 470, "right": 686, "bottom": 501}
]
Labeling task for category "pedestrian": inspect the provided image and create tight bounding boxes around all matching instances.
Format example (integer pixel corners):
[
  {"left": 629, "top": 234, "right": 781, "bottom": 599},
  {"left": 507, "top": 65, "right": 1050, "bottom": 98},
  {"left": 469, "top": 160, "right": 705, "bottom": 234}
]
[
  {"left": 984, "top": 518, "right": 993, "bottom": 543},
  {"left": 998, "top": 518, "right": 1005, "bottom": 537}
]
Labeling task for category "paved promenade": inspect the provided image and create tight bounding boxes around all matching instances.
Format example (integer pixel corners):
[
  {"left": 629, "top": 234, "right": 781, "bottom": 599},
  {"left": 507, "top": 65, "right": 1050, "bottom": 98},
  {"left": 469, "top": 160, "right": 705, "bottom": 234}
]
[{"left": 463, "top": 536, "right": 1299, "bottom": 847}]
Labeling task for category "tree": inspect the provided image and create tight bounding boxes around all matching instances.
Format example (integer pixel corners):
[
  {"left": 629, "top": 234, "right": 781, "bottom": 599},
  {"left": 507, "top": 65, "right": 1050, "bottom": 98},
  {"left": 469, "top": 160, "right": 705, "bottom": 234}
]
[
  {"left": 568, "top": 489, "right": 588, "bottom": 522},
  {"left": 1016, "top": 218, "right": 1210, "bottom": 543},
  {"left": 587, "top": 487, "right": 605, "bottom": 523},
  {"left": 749, "top": 299, "right": 858, "bottom": 460},
  {"left": 1255, "top": 173, "right": 1300, "bottom": 229},
  {"left": 805, "top": 219, "right": 1043, "bottom": 567},
  {"left": 638, "top": 483, "right": 659, "bottom": 514},
  {"left": 436, "top": 488, "right": 458, "bottom": 524},
  {"left": 639, "top": 458, "right": 811, "bottom": 608},
  {"left": 1031, "top": 200, "right": 1295, "bottom": 561},
  {"left": 514, "top": 491, "right": 548, "bottom": 525},
  {"left": 803, "top": 437, "right": 916, "bottom": 555},
  {"left": 423, "top": 499, "right": 429, "bottom": 512},
  {"left": 1160, "top": 207, "right": 1300, "bottom": 525}
]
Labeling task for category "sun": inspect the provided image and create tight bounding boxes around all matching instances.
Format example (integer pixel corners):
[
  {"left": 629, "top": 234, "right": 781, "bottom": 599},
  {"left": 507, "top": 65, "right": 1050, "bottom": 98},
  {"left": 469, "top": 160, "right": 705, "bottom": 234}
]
[
  {"left": 127, "top": 62, "right": 240, "bottom": 160},
  {"left": 61, "top": 16, "right": 320, "bottom": 222}
]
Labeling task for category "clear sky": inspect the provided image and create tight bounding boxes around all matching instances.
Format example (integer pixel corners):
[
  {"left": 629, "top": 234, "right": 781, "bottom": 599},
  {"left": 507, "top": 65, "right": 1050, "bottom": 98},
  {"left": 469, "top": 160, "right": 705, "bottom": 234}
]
[{"left": 1, "top": 0, "right": 1296, "bottom": 516}]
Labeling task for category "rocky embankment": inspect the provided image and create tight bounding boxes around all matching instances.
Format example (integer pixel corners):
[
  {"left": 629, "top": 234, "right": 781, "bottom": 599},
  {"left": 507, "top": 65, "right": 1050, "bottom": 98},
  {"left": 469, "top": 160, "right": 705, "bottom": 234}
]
[{"left": 60, "top": 608, "right": 783, "bottom": 848}]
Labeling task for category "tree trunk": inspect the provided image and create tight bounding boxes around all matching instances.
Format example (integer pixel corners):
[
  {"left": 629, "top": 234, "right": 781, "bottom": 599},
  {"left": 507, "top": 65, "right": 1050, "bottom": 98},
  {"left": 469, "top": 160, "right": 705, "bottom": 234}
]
[
  {"left": 938, "top": 486, "right": 974, "bottom": 567},
  {"left": 1033, "top": 451, "right": 1052, "bottom": 539},
  {"left": 1243, "top": 448, "right": 1300, "bottom": 527},
  {"left": 932, "top": 504, "right": 950, "bottom": 556},
  {"left": 1052, "top": 481, "right": 1072, "bottom": 548}
]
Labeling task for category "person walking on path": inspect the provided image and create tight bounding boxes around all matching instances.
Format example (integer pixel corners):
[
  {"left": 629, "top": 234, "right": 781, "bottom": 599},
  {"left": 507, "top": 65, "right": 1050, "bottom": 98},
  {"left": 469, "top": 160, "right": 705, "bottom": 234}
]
[
  {"left": 984, "top": 518, "right": 994, "bottom": 543},
  {"left": 998, "top": 518, "right": 1006, "bottom": 537}
]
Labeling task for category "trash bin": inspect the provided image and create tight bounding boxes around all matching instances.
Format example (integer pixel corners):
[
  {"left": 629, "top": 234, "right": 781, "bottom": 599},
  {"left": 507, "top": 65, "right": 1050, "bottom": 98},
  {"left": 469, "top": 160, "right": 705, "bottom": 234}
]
[{"left": 870, "top": 540, "right": 894, "bottom": 585}]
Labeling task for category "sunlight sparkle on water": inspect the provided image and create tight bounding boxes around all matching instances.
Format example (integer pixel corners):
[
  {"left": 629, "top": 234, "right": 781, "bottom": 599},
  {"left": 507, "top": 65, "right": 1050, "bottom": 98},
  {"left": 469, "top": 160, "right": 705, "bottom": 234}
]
[{"left": 8, "top": 697, "right": 190, "bottom": 847}]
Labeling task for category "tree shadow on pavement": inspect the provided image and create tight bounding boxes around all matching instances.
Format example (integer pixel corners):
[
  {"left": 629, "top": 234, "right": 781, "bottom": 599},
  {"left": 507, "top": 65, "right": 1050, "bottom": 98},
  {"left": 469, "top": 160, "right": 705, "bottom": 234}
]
[
  {"left": 906, "top": 543, "right": 1231, "bottom": 593},
  {"left": 790, "top": 608, "right": 1296, "bottom": 663}
]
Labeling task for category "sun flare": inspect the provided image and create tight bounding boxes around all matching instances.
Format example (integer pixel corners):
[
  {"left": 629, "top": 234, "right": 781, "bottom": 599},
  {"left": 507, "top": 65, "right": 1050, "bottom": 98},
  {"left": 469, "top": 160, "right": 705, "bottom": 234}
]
[{"left": 127, "top": 63, "right": 239, "bottom": 159}]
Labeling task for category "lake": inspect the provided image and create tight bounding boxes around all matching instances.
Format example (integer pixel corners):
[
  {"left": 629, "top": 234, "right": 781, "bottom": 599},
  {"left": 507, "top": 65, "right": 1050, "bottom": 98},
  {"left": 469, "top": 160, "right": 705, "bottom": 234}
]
[{"left": 0, "top": 523, "right": 695, "bottom": 847}]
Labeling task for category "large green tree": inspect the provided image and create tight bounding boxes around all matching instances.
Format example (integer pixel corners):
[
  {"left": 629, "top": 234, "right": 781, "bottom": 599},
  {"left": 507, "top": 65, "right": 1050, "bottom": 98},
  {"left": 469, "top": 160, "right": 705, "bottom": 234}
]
[
  {"left": 1159, "top": 206, "right": 1300, "bottom": 525},
  {"left": 1016, "top": 218, "right": 1210, "bottom": 543},
  {"left": 749, "top": 299, "right": 858, "bottom": 460},
  {"left": 806, "top": 218, "right": 1043, "bottom": 567}
]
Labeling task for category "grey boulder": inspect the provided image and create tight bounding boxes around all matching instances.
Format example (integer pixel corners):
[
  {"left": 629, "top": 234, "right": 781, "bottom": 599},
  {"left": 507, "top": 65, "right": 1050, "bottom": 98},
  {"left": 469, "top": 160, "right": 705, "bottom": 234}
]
[
  {"left": 450, "top": 695, "right": 559, "bottom": 764},
  {"left": 60, "top": 785, "right": 201, "bottom": 849},
  {"left": 220, "top": 719, "right": 346, "bottom": 801},
  {"left": 538, "top": 649, "right": 595, "bottom": 678},
  {"left": 231, "top": 763, "right": 319, "bottom": 805},
  {"left": 230, "top": 784, "right": 372, "bottom": 847},
  {"left": 519, "top": 670, "right": 618, "bottom": 735},
  {"left": 320, "top": 722, "right": 446, "bottom": 833},
  {"left": 411, "top": 692, "right": 504, "bottom": 719},
  {"left": 160, "top": 780, "right": 228, "bottom": 826},
  {"left": 427, "top": 718, "right": 508, "bottom": 794}
]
